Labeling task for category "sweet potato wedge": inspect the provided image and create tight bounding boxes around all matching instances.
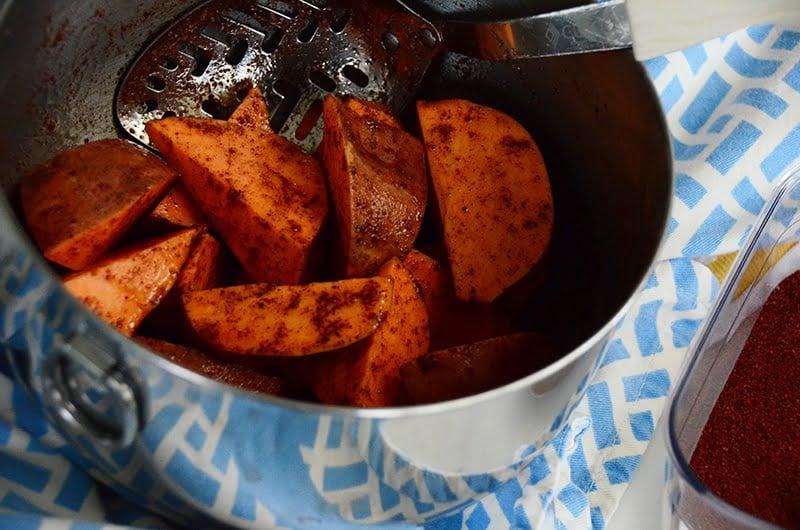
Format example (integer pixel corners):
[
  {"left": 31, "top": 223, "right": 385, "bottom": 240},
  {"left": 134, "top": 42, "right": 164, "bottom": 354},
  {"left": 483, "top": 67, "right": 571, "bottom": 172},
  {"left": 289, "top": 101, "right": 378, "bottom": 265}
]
[
  {"left": 182, "top": 277, "right": 392, "bottom": 356},
  {"left": 21, "top": 139, "right": 176, "bottom": 270},
  {"left": 343, "top": 97, "right": 403, "bottom": 129},
  {"left": 400, "top": 332, "right": 558, "bottom": 404},
  {"left": 136, "top": 336, "right": 295, "bottom": 396},
  {"left": 63, "top": 227, "right": 200, "bottom": 335},
  {"left": 146, "top": 117, "right": 328, "bottom": 284},
  {"left": 229, "top": 86, "right": 271, "bottom": 131},
  {"left": 309, "top": 257, "right": 429, "bottom": 407},
  {"left": 176, "top": 233, "right": 233, "bottom": 292},
  {"left": 417, "top": 99, "right": 554, "bottom": 303},
  {"left": 320, "top": 95, "right": 427, "bottom": 277},
  {"left": 138, "top": 232, "right": 235, "bottom": 342},
  {"left": 138, "top": 184, "right": 205, "bottom": 234},
  {"left": 403, "top": 249, "right": 512, "bottom": 350}
]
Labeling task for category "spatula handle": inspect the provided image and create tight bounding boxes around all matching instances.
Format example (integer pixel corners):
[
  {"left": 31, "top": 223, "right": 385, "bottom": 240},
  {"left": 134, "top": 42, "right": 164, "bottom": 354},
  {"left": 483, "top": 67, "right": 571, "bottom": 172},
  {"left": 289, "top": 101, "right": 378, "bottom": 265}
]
[{"left": 627, "top": 0, "right": 800, "bottom": 60}]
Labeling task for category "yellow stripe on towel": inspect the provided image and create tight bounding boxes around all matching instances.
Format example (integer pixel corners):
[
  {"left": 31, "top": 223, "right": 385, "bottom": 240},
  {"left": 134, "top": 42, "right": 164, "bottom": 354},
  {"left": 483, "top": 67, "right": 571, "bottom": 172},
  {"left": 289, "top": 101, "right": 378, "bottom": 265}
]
[{"left": 706, "top": 242, "right": 798, "bottom": 299}]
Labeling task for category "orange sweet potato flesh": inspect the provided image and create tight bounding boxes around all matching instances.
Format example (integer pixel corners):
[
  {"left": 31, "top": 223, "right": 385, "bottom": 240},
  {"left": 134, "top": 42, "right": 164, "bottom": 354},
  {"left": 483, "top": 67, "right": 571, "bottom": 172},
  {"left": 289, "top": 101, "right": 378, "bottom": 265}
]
[
  {"left": 417, "top": 99, "right": 554, "bottom": 303},
  {"left": 146, "top": 117, "right": 328, "bottom": 284},
  {"left": 344, "top": 98, "right": 403, "bottom": 129},
  {"left": 400, "top": 332, "right": 559, "bottom": 404},
  {"left": 139, "top": 184, "right": 205, "bottom": 234},
  {"left": 21, "top": 139, "right": 176, "bottom": 270},
  {"left": 309, "top": 257, "right": 430, "bottom": 407},
  {"left": 229, "top": 87, "right": 271, "bottom": 131},
  {"left": 136, "top": 336, "right": 295, "bottom": 397},
  {"left": 63, "top": 227, "right": 200, "bottom": 335},
  {"left": 321, "top": 95, "right": 427, "bottom": 278},
  {"left": 402, "top": 249, "right": 512, "bottom": 351},
  {"left": 138, "top": 232, "right": 234, "bottom": 342},
  {"left": 182, "top": 277, "right": 392, "bottom": 356},
  {"left": 176, "top": 233, "right": 233, "bottom": 292}
]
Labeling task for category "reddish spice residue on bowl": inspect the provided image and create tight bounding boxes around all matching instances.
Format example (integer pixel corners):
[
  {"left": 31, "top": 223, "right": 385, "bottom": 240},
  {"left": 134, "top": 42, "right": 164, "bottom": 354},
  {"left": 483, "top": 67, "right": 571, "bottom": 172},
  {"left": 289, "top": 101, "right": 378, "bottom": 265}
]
[{"left": 690, "top": 269, "right": 800, "bottom": 529}]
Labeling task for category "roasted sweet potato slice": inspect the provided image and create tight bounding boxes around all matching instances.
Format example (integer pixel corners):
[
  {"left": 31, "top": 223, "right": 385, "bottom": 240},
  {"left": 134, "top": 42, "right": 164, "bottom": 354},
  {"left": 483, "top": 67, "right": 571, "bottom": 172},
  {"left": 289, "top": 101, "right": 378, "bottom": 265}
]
[
  {"left": 320, "top": 96, "right": 427, "bottom": 277},
  {"left": 403, "top": 249, "right": 512, "bottom": 350},
  {"left": 229, "top": 87, "right": 271, "bottom": 130},
  {"left": 21, "top": 139, "right": 176, "bottom": 270},
  {"left": 146, "top": 117, "right": 328, "bottom": 284},
  {"left": 63, "top": 227, "right": 200, "bottom": 335},
  {"left": 400, "top": 332, "right": 558, "bottom": 404},
  {"left": 136, "top": 336, "right": 295, "bottom": 397},
  {"left": 139, "top": 232, "right": 236, "bottom": 344},
  {"left": 182, "top": 277, "right": 392, "bottom": 356},
  {"left": 176, "top": 233, "right": 233, "bottom": 292},
  {"left": 309, "top": 257, "right": 429, "bottom": 407},
  {"left": 417, "top": 99, "right": 554, "bottom": 303},
  {"left": 343, "top": 97, "right": 403, "bottom": 129},
  {"left": 138, "top": 184, "right": 205, "bottom": 234}
]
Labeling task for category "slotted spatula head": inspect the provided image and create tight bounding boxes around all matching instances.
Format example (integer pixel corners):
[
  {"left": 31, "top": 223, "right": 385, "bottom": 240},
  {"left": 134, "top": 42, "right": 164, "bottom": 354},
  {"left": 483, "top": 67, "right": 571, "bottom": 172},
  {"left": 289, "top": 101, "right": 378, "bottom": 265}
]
[{"left": 115, "top": 0, "right": 441, "bottom": 152}]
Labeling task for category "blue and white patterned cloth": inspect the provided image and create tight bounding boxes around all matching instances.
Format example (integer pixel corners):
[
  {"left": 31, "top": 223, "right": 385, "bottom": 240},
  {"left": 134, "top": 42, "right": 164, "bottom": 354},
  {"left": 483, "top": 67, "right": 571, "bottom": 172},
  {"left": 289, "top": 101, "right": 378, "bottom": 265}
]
[{"left": 1, "top": 24, "right": 799, "bottom": 530}]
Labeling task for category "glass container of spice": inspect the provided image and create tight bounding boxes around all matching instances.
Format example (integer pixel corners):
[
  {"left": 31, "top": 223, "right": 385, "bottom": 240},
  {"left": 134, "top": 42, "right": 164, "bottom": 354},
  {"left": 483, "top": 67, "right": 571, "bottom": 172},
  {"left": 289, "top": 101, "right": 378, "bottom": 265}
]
[{"left": 663, "top": 164, "right": 800, "bottom": 530}]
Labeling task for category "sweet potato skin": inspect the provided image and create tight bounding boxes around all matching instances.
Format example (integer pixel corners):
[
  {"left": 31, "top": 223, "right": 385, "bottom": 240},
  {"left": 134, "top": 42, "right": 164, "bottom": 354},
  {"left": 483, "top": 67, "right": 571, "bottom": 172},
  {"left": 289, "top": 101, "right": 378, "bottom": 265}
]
[
  {"left": 136, "top": 336, "right": 295, "bottom": 396},
  {"left": 321, "top": 96, "right": 427, "bottom": 278},
  {"left": 417, "top": 99, "right": 554, "bottom": 303},
  {"left": 400, "top": 332, "right": 558, "bottom": 404},
  {"left": 21, "top": 139, "right": 176, "bottom": 270},
  {"left": 229, "top": 87, "right": 271, "bottom": 130},
  {"left": 63, "top": 227, "right": 200, "bottom": 335},
  {"left": 146, "top": 117, "right": 328, "bottom": 284},
  {"left": 309, "top": 257, "right": 429, "bottom": 407},
  {"left": 402, "top": 249, "right": 512, "bottom": 350},
  {"left": 182, "top": 277, "right": 392, "bottom": 356}
]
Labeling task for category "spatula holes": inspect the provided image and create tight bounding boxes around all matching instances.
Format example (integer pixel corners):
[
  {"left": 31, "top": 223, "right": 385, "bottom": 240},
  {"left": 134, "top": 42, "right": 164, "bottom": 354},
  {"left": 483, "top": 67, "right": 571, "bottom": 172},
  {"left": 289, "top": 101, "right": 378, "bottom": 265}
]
[
  {"left": 177, "top": 42, "right": 211, "bottom": 77},
  {"left": 295, "top": 99, "right": 323, "bottom": 141},
  {"left": 236, "top": 84, "right": 254, "bottom": 102},
  {"left": 202, "top": 98, "right": 232, "bottom": 119},
  {"left": 224, "top": 10, "right": 267, "bottom": 35},
  {"left": 420, "top": 28, "right": 438, "bottom": 48},
  {"left": 297, "top": 19, "right": 319, "bottom": 44},
  {"left": 309, "top": 70, "right": 335, "bottom": 92},
  {"left": 329, "top": 9, "right": 349, "bottom": 33},
  {"left": 160, "top": 56, "right": 178, "bottom": 71},
  {"left": 226, "top": 38, "right": 249, "bottom": 65},
  {"left": 161, "top": 111, "right": 177, "bottom": 119},
  {"left": 342, "top": 65, "right": 369, "bottom": 88},
  {"left": 201, "top": 25, "right": 231, "bottom": 45},
  {"left": 382, "top": 32, "right": 399, "bottom": 52},
  {"left": 199, "top": 26, "right": 248, "bottom": 65},
  {"left": 262, "top": 26, "right": 285, "bottom": 53},
  {"left": 270, "top": 79, "right": 301, "bottom": 132},
  {"left": 222, "top": 10, "right": 282, "bottom": 53},
  {"left": 257, "top": 0, "right": 298, "bottom": 20},
  {"left": 144, "top": 99, "right": 158, "bottom": 113},
  {"left": 146, "top": 75, "right": 166, "bottom": 92}
]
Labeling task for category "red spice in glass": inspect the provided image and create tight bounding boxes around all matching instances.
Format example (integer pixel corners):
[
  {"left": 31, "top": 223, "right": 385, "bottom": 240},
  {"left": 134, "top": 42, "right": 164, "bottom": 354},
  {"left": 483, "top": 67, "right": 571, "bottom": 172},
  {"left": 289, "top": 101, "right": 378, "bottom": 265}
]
[{"left": 690, "top": 269, "right": 800, "bottom": 528}]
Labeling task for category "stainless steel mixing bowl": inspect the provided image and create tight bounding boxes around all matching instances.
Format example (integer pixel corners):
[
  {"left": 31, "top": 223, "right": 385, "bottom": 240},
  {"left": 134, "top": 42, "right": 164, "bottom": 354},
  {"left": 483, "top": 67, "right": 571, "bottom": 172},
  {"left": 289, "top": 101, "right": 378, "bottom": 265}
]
[{"left": 0, "top": 0, "right": 671, "bottom": 527}]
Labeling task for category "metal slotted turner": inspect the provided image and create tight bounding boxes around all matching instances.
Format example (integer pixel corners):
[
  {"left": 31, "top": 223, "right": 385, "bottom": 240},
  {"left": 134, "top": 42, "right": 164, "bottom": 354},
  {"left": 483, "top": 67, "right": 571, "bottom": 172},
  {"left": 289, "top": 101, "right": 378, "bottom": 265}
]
[{"left": 115, "top": 0, "right": 800, "bottom": 152}]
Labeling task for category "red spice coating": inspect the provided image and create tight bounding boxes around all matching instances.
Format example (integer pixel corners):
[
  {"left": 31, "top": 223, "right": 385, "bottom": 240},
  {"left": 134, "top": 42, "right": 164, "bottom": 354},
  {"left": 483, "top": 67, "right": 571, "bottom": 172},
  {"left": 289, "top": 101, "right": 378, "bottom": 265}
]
[{"left": 690, "top": 269, "right": 800, "bottom": 528}]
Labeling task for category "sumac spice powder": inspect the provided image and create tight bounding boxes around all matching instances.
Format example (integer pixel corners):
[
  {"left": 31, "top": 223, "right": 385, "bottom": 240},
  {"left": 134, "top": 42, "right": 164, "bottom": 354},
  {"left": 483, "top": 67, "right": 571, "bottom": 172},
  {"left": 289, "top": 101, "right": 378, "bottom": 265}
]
[{"left": 690, "top": 269, "right": 800, "bottom": 528}]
